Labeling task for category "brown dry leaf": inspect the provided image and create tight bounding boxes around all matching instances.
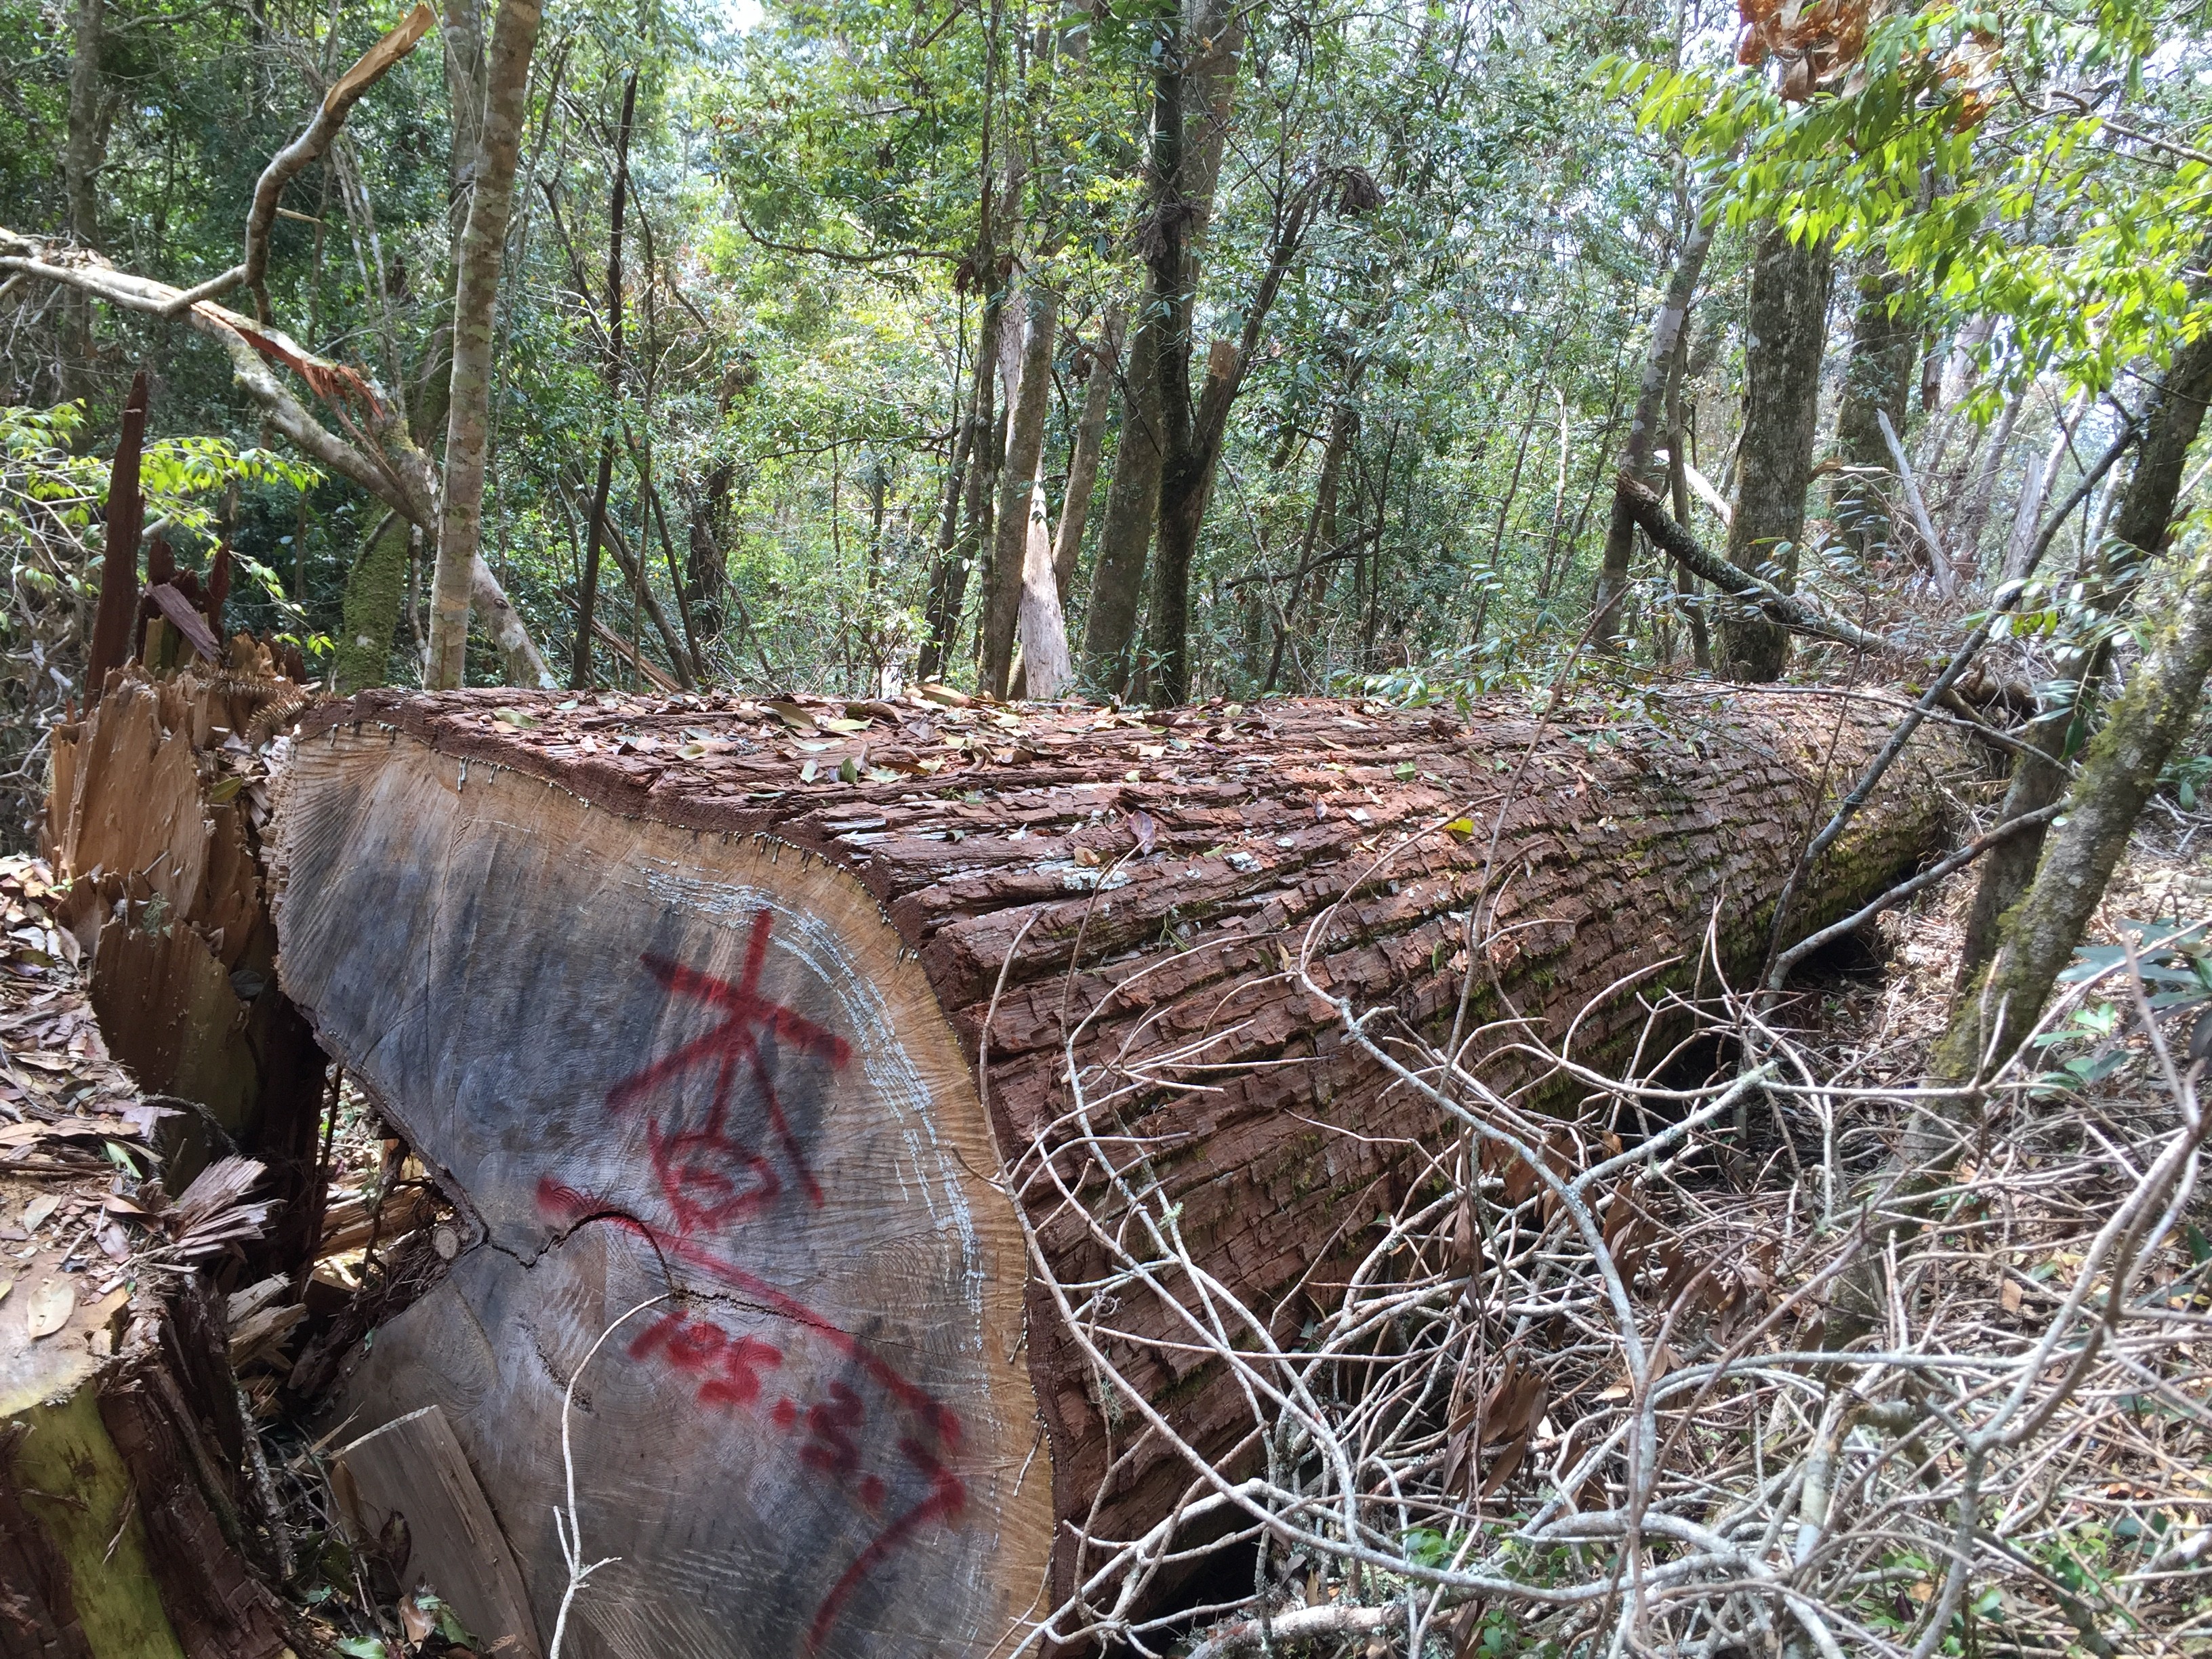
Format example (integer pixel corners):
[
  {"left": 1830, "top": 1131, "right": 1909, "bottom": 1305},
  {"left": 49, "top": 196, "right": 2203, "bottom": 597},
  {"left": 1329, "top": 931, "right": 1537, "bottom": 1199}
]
[
  {"left": 1500, "top": 1153, "right": 1539, "bottom": 1206},
  {"left": 1477, "top": 1435, "right": 1529, "bottom": 1498},
  {"left": 2000, "top": 1277, "right": 2024, "bottom": 1315},
  {"left": 1128, "top": 810, "right": 1159, "bottom": 855},
  {"left": 22, "top": 1193, "right": 58, "bottom": 1231},
  {"left": 398, "top": 1590, "right": 436, "bottom": 1645},
  {"left": 25, "top": 1277, "right": 73, "bottom": 1338},
  {"left": 0, "top": 1275, "right": 12, "bottom": 1304},
  {"left": 766, "top": 700, "right": 817, "bottom": 733}
]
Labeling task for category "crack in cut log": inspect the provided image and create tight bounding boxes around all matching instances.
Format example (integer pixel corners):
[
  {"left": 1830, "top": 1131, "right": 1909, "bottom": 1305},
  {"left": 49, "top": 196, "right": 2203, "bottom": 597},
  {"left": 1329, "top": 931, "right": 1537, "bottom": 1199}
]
[{"left": 268, "top": 687, "right": 1975, "bottom": 1657}]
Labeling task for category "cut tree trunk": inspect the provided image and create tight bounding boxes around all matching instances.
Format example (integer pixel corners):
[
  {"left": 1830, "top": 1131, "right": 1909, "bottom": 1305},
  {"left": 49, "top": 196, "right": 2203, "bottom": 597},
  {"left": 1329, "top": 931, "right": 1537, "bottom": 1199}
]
[
  {"left": 46, "top": 656, "right": 328, "bottom": 1273},
  {"left": 267, "top": 684, "right": 1969, "bottom": 1657},
  {"left": 0, "top": 862, "right": 295, "bottom": 1659}
]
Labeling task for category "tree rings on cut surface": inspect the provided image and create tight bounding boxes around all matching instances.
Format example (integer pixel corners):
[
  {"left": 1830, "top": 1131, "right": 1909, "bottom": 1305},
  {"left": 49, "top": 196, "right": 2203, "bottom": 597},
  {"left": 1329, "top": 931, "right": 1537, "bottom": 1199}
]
[{"left": 274, "top": 731, "right": 1052, "bottom": 1659}]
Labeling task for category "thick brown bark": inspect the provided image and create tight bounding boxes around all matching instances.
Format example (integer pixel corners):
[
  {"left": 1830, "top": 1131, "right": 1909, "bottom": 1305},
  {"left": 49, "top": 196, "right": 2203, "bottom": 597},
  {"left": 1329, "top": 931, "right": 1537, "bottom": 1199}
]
[
  {"left": 271, "top": 682, "right": 1968, "bottom": 1654},
  {"left": 1956, "top": 322, "right": 2212, "bottom": 977},
  {"left": 570, "top": 71, "right": 636, "bottom": 690},
  {"left": 431, "top": 0, "right": 544, "bottom": 689},
  {"left": 1721, "top": 226, "right": 1832, "bottom": 682}
]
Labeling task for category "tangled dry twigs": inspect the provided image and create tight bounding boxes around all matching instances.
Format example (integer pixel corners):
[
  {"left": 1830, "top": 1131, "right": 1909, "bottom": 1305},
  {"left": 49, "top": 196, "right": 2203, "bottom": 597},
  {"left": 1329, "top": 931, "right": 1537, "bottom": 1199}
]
[{"left": 1002, "top": 839, "right": 2212, "bottom": 1658}]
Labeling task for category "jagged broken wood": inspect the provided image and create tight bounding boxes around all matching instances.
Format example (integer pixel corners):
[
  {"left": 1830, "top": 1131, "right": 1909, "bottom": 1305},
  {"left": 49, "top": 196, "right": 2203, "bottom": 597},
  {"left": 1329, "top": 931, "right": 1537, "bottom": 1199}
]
[{"left": 268, "top": 687, "right": 1971, "bottom": 1658}]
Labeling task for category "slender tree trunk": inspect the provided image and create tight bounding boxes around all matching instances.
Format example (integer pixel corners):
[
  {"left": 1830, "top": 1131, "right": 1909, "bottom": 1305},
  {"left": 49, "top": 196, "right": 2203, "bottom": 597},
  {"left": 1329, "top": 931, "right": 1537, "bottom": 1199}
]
[
  {"left": 1948, "top": 382, "right": 2024, "bottom": 574},
  {"left": 918, "top": 377, "right": 979, "bottom": 682},
  {"left": 1593, "top": 200, "right": 1715, "bottom": 645},
  {"left": 1666, "top": 336, "right": 1710, "bottom": 671},
  {"left": 444, "top": 0, "right": 487, "bottom": 243},
  {"left": 1084, "top": 0, "right": 1242, "bottom": 701},
  {"left": 1932, "top": 544, "right": 2212, "bottom": 1085},
  {"left": 429, "top": 0, "right": 544, "bottom": 689},
  {"left": 1080, "top": 281, "right": 1165, "bottom": 693},
  {"left": 1719, "top": 226, "right": 1832, "bottom": 682},
  {"left": 61, "top": 0, "right": 107, "bottom": 398},
  {"left": 1051, "top": 304, "right": 1124, "bottom": 605},
  {"left": 1830, "top": 249, "right": 1915, "bottom": 558},
  {"left": 569, "top": 70, "right": 635, "bottom": 689},
  {"left": 1260, "top": 392, "right": 1354, "bottom": 695},
  {"left": 1957, "top": 324, "right": 2212, "bottom": 977},
  {"left": 982, "top": 287, "right": 1057, "bottom": 697}
]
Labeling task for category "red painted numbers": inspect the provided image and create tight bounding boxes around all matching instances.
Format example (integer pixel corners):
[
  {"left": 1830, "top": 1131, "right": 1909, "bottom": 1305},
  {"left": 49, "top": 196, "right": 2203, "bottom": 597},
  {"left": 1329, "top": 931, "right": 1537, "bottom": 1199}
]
[{"left": 539, "top": 907, "right": 970, "bottom": 1654}]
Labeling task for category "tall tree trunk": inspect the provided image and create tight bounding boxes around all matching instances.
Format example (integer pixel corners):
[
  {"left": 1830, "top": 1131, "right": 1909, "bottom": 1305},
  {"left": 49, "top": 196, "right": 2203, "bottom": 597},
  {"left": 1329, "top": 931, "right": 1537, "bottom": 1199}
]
[
  {"left": 61, "top": 0, "right": 108, "bottom": 398},
  {"left": 982, "top": 287, "right": 1057, "bottom": 697},
  {"left": 1014, "top": 468, "right": 1075, "bottom": 698},
  {"left": 1080, "top": 282, "right": 1165, "bottom": 693},
  {"left": 1830, "top": 249, "right": 1915, "bottom": 559},
  {"left": 917, "top": 373, "right": 979, "bottom": 683},
  {"left": 568, "top": 70, "right": 636, "bottom": 689},
  {"left": 1081, "top": 0, "right": 1240, "bottom": 699},
  {"left": 1936, "top": 545, "right": 2212, "bottom": 1084},
  {"left": 1259, "top": 393, "right": 1355, "bottom": 695},
  {"left": 429, "top": 0, "right": 544, "bottom": 689},
  {"left": 336, "top": 510, "right": 411, "bottom": 691},
  {"left": 1948, "top": 382, "right": 2024, "bottom": 574},
  {"left": 1719, "top": 226, "right": 1832, "bottom": 682},
  {"left": 1050, "top": 304, "right": 1123, "bottom": 605},
  {"left": 1593, "top": 201, "right": 1715, "bottom": 647},
  {"left": 1957, "top": 324, "right": 2212, "bottom": 977},
  {"left": 443, "top": 0, "right": 487, "bottom": 243},
  {"left": 1666, "top": 336, "right": 1710, "bottom": 671}
]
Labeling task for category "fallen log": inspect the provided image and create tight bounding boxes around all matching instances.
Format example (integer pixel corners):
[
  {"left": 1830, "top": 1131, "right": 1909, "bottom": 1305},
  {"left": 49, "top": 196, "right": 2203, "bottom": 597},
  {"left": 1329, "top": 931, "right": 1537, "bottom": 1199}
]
[{"left": 269, "top": 686, "right": 1971, "bottom": 1658}]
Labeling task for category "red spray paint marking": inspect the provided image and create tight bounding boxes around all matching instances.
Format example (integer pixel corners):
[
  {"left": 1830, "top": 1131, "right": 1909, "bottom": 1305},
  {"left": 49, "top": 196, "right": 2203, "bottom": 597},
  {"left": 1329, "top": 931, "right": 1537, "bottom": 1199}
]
[
  {"left": 605, "top": 908, "right": 848, "bottom": 1208},
  {"left": 537, "top": 909, "right": 972, "bottom": 1650},
  {"left": 805, "top": 1437, "right": 968, "bottom": 1656},
  {"left": 538, "top": 1178, "right": 962, "bottom": 1446}
]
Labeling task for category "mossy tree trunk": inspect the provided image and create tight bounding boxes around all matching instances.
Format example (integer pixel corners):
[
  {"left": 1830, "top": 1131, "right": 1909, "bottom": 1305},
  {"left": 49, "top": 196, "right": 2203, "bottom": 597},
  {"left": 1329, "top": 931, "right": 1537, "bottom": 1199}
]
[{"left": 1721, "top": 226, "right": 1833, "bottom": 682}]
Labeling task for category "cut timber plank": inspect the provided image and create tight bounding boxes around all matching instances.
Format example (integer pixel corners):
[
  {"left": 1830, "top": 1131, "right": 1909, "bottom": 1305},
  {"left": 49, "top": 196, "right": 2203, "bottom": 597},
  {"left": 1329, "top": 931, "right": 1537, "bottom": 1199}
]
[{"left": 332, "top": 1405, "right": 542, "bottom": 1659}]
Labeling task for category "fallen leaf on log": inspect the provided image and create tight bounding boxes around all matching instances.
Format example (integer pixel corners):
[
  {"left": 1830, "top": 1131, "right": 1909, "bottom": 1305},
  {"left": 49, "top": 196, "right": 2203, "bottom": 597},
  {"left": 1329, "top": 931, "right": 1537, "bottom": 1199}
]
[{"left": 24, "top": 1277, "right": 73, "bottom": 1338}]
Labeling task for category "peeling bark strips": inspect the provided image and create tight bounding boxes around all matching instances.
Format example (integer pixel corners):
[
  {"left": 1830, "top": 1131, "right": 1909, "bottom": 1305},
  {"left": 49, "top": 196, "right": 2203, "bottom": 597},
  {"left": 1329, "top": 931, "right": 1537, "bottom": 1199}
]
[
  {"left": 272, "top": 684, "right": 1966, "bottom": 1652},
  {"left": 1722, "top": 226, "right": 1832, "bottom": 682},
  {"left": 982, "top": 287, "right": 1057, "bottom": 697},
  {"left": 432, "top": 0, "right": 544, "bottom": 689}
]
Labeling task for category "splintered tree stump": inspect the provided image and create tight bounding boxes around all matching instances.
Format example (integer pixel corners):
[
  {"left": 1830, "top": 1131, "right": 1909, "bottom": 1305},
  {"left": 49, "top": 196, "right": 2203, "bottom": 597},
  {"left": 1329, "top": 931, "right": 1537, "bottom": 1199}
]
[{"left": 270, "top": 687, "right": 1973, "bottom": 1658}]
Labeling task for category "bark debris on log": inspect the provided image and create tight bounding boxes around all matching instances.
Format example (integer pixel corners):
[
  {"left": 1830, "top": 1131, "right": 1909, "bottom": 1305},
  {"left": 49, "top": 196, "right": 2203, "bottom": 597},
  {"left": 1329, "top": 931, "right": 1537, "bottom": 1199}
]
[{"left": 271, "top": 685, "right": 1974, "bottom": 1658}]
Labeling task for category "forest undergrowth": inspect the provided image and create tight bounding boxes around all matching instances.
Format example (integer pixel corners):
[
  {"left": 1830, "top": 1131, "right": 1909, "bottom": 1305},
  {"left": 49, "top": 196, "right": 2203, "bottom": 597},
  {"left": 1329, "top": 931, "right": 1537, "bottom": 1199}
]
[{"left": 1004, "top": 819, "right": 2212, "bottom": 1659}]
